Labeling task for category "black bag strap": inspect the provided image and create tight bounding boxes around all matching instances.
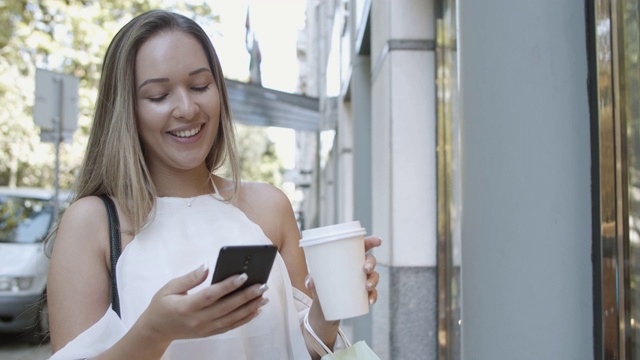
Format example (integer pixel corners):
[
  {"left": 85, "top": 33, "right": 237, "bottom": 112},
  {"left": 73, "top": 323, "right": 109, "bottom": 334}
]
[{"left": 98, "top": 194, "right": 122, "bottom": 318}]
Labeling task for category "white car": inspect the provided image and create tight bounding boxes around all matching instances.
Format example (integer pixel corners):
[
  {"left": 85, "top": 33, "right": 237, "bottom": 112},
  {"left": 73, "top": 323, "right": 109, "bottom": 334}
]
[{"left": 0, "top": 187, "right": 71, "bottom": 344}]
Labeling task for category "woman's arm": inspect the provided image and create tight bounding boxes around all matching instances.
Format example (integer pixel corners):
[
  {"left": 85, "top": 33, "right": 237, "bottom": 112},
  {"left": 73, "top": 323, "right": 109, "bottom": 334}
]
[
  {"left": 48, "top": 196, "right": 268, "bottom": 359},
  {"left": 48, "top": 196, "right": 174, "bottom": 358},
  {"left": 48, "top": 196, "right": 115, "bottom": 352},
  {"left": 235, "top": 182, "right": 372, "bottom": 359}
]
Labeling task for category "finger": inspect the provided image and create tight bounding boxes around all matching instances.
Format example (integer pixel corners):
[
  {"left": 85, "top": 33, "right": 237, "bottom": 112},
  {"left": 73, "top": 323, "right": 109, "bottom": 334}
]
[
  {"left": 368, "top": 289, "right": 378, "bottom": 305},
  {"left": 213, "top": 302, "right": 264, "bottom": 335},
  {"left": 304, "top": 274, "right": 315, "bottom": 291},
  {"left": 364, "top": 235, "right": 382, "bottom": 252},
  {"left": 363, "top": 253, "right": 377, "bottom": 273},
  {"left": 205, "top": 294, "right": 268, "bottom": 334},
  {"left": 193, "top": 273, "right": 249, "bottom": 308},
  {"left": 222, "top": 282, "right": 269, "bottom": 307},
  {"left": 162, "top": 264, "right": 209, "bottom": 296},
  {"left": 204, "top": 281, "right": 268, "bottom": 318},
  {"left": 304, "top": 275, "right": 320, "bottom": 301},
  {"left": 366, "top": 271, "right": 380, "bottom": 291}
]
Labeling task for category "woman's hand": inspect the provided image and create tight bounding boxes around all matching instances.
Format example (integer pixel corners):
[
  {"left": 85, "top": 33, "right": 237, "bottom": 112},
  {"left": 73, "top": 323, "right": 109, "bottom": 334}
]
[
  {"left": 134, "top": 265, "right": 269, "bottom": 345},
  {"left": 363, "top": 235, "right": 382, "bottom": 305},
  {"left": 302, "top": 235, "right": 382, "bottom": 357},
  {"left": 306, "top": 235, "right": 383, "bottom": 307}
]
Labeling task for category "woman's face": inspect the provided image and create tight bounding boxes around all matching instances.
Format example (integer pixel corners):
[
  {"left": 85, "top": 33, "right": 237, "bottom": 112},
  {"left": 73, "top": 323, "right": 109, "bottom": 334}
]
[{"left": 135, "top": 30, "right": 220, "bottom": 175}]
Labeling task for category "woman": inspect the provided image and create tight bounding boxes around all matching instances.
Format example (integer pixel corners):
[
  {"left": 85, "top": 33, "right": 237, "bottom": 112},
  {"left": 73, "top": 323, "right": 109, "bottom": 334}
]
[{"left": 46, "top": 9, "right": 381, "bottom": 360}]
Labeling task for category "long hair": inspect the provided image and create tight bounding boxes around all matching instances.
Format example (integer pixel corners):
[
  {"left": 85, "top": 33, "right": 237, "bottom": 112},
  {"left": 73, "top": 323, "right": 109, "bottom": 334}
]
[{"left": 45, "top": 10, "right": 240, "bottom": 255}]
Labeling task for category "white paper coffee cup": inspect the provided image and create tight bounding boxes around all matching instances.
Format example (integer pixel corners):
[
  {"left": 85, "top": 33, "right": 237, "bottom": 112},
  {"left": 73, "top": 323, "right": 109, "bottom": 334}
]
[{"left": 300, "top": 221, "right": 369, "bottom": 321}]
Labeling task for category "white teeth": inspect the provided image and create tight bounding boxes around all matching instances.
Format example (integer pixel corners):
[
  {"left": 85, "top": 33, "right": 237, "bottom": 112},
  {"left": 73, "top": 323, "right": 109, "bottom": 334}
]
[{"left": 171, "top": 125, "right": 202, "bottom": 138}]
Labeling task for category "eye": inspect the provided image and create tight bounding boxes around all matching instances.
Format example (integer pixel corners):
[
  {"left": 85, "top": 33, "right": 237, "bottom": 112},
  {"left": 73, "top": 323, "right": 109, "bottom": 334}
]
[
  {"left": 193, "top": 84, "right": 210, "bottom": 93},
  {"left": 148, "top": 94, "right": 168, "bottom": 103}
]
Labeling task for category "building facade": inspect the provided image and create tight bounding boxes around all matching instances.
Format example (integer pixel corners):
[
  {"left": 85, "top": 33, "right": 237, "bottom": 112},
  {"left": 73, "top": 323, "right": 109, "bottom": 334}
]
[
  {"left": 301, "top": 0, "right": 442, "bottom": 358},
  {"left": 297, "top": 0, "right": 640, "bottom": 359}
]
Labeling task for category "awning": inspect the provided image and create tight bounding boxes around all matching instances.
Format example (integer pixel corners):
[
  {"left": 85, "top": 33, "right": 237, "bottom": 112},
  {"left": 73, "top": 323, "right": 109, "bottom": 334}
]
[{"left": 224, "top": 79, "right": 319, "bottom": 132}]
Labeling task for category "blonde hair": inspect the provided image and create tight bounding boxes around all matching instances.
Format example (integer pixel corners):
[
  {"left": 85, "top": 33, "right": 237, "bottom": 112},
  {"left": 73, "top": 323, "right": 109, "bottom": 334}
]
[{"left": 46, "top": 10, "right": 240, "bottom": 254}]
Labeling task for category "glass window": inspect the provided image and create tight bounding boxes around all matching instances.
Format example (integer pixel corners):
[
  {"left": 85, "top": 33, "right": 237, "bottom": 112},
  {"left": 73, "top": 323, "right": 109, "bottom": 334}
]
[
  {"left": 436, "top": 0, "right": 461, "bottom": 358},
  {"left": 0, "top": 196, "right": 54, "bottom": 244},
  {"left": 618, "top": 0, "right": 640, "bottom": 356},
  {"left": 593, "top": 0, "right": 640, "bottom": 357}
]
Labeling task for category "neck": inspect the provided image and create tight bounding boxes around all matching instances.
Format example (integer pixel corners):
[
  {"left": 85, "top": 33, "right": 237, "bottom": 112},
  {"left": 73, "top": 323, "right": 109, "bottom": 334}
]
[{"left": 151, "top": 165, "right": 214, "bottom": 198}]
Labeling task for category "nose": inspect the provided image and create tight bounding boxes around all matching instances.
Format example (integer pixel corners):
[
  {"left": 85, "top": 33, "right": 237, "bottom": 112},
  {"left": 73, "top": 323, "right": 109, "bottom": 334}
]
[{"left": 172, "top": 89, "right": 199, "bottom": 120}]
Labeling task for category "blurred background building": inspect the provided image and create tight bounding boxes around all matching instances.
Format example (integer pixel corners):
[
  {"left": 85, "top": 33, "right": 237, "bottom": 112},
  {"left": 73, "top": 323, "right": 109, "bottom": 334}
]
[
  {"left": 298, "top": 1, "right": 442, "bottom": 358},
  {"left": 295, "top": 0, "right": 640, "bottom": 359}
]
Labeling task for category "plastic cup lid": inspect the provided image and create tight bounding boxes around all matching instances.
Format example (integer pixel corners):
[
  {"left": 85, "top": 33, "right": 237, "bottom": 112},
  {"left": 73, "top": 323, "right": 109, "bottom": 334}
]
[{"left": 300, "top": 221, "right": 366, "bottom": 247}]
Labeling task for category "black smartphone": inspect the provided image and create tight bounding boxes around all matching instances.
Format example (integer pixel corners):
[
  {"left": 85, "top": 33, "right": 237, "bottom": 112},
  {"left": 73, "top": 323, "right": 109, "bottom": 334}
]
[{"left": 211, "top": 244, "right": 278, "bottom": 292}]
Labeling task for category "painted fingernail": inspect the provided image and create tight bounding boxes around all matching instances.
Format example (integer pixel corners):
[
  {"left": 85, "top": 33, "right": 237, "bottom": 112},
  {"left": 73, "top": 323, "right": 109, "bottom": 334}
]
[
  {"left": 234, "top": 273, "right": 248, "bottom": 286},
  {"left": 196, "top": 263, "right": 208, "bottom": 277},
  {"left": 261, "top": 297, "right": 270, "bottom": 306},
  {"left": 257, "top": 284, "right": 269, "bottom": 294}
]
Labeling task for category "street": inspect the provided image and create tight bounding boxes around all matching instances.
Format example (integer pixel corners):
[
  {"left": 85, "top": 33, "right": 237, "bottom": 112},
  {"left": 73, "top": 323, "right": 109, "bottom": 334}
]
[{"left": 0, "top": 335, "right": 51, "bottom": 360}]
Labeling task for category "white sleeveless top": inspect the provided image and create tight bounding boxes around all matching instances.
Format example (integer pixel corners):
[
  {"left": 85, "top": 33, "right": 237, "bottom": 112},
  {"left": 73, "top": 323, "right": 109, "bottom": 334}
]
[{"left": 49, "top": 192, "right": 312, "bottom": 360}]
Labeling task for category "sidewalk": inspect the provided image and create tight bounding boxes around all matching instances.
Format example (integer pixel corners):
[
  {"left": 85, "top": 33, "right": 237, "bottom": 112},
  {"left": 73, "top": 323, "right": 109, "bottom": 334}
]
[{"left": 0, "top": 335, "right": 51, "bottom": 360}]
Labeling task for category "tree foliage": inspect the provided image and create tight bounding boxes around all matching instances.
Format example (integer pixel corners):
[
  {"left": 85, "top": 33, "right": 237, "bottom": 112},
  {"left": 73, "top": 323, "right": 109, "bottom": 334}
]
[
  {"left": 0, "top": 0, "right": 223, "bottom": 189},
  {"left": 235, "top": 123, "right": 284, "bottom": 187}
]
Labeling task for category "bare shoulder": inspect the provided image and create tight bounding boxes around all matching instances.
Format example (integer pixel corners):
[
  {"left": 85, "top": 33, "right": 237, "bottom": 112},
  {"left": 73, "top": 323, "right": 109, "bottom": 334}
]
[
  {"left": 55, "top": 196, "right": 109, "bottom": 249},
  {"left": 238, "top": 181, "right": 291, "bottom": 209},
  {"left": 223, "top": 180, "right": 308, "bottom": 294},
  {"left": 232, "top": 181, "right": 298, "bottom": 248},
  {"left": 236, "top": 182, "right": 309, "bottom": 294},
  {"left": 62, "top": 195, "right": 108, "bottom": 222},
  {"left": 50, "top": 195, "right": 112, "bottom": 283}
]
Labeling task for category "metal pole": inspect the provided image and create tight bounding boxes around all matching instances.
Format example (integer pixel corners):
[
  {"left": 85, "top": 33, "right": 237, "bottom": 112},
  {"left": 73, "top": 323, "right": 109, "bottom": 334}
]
[
  {"left": 53, "top": 76, "right": 63, "bottom": 217},
  {"left": 315, "top": 130, "right": 321, "bottom": 228}
]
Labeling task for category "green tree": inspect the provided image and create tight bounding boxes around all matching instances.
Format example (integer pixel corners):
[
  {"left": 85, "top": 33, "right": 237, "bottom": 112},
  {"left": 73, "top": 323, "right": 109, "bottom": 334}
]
[
  {"left": 235, "top": 124, "right": 284, "bottom": 187},
  {"left": 0, "top": 0, "right": 218, "bottom": 189}
]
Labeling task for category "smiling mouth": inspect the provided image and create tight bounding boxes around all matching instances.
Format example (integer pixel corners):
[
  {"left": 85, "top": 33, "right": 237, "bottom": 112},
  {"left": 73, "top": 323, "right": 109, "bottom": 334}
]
[{"left": 168, "top": 124, "right": 203, "bottom": 138}]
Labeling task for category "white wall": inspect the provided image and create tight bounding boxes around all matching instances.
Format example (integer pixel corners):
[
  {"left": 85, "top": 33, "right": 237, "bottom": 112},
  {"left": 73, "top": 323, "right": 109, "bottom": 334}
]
[
  {"left": 370, "top": 1, "right": 439, "bottom": 357},
  {"left": 371, "top": 0, "right": 437, "bottom": 269},
  {"left": 459, "top": 1, "right": 593, "bottom": 358}
]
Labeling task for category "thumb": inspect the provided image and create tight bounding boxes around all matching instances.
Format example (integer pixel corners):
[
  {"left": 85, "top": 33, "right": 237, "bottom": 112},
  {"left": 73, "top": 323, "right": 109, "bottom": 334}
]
[
  {"left": 305, "top": 275, "right": 317, "bottom": 294},
  {"left": 163, "top": 264, "right": 209, "bottom": 295}
]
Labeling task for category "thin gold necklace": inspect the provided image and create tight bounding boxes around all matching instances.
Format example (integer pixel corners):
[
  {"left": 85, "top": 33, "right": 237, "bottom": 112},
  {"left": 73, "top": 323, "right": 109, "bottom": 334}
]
[
  {"left": 185, "top": 181, "right": 213, "bottom": 206},
  {"left": 186, "top": 195, "right": 198, "bottom": 207},
  {"left": 185, "top": 175, "right": 218, "bottom": 206}
]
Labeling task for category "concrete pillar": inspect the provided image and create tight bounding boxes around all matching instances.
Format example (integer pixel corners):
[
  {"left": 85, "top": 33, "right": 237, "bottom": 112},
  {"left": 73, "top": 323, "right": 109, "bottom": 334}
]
[
  {"left": 370, "top": 0, "right": 438, "bottom": 358},
  {"left": 458, "top": 0, "right": 593, "bottom": 358}
]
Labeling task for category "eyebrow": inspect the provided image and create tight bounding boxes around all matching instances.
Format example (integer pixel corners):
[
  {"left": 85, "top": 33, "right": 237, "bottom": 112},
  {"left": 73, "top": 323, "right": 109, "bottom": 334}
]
[{"left": 137, "top": 67, "right": 212, "bottom": 90}]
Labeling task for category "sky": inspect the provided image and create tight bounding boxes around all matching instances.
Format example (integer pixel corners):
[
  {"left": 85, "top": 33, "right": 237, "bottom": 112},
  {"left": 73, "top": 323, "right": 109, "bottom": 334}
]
[
  {"left": 207, "top": 0, "right": 307, "bottom": 170},
  {"left": 209, "top": 0, "right": 307, "bottom": 93}
]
